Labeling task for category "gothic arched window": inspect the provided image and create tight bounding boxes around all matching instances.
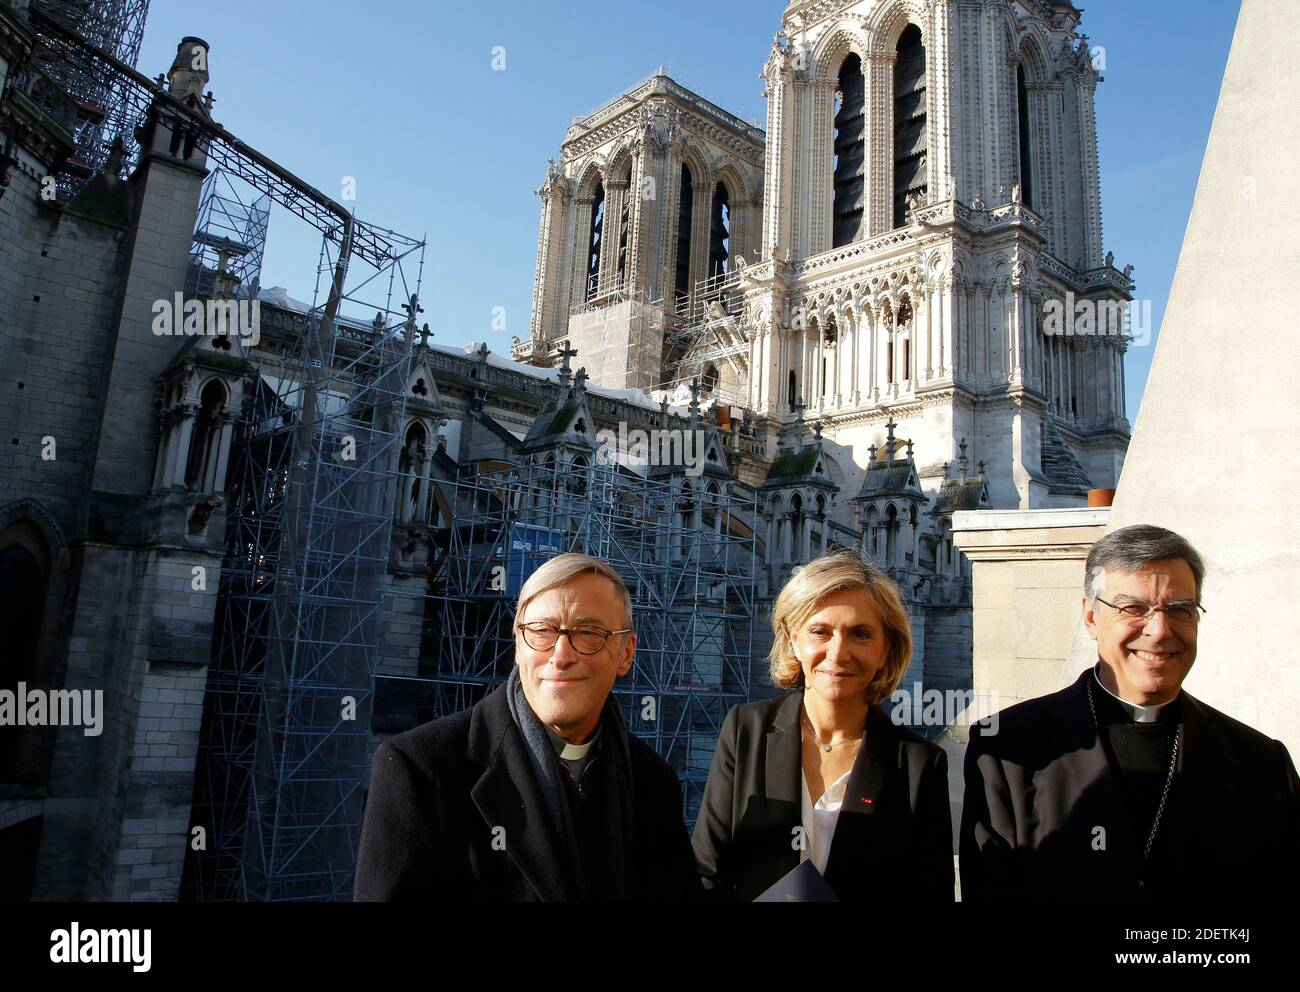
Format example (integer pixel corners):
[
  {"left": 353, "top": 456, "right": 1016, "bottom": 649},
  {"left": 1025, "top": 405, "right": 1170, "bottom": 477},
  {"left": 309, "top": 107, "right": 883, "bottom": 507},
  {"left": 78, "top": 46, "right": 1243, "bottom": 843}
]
[
  {"left": 586, "top": 180, "right": 605, "bottom": 299},
  {"left": 0, "top": 524, "right": 49, "bottom": 785},
  {"left": 616, "top": 166, "right": 633, "bottom": 288},
  {"left": 833, "top": 54, "right": 865, "bottom": 247},
  {"left": 674, "top": 164, "right": 696, "bottom": 305},
  {"left": 893, "top": 24, "right": 928, "bottom": 228},
  {"left": 790, "top": 492, "right": 804, "bottom": 562},
  {"left": 898, "top": 301, "right": 913, "bottom": 384},
  {"left": 184, "top": 380, "right": 226, "bottom": 491},
  {"left": 570, "top": 454, "right": 589, "bottom": 497},
  {"left": 398, "top": 421, "right": 426, "bottom": 521},
  {"left": 708, "top": 182, "right": 731, "bottom": 277},
  {"left": 1017, "top": 64, "right": 1034, "bottom": 209}
]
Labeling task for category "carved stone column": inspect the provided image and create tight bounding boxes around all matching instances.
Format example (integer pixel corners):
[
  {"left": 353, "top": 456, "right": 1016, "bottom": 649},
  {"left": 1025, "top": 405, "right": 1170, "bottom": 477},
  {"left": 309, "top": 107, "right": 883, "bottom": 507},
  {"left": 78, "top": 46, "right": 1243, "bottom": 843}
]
[
  {"left": 168, "top": 399, "right": 198, "bottom": 488},
  {"left": 207, "top": 410, "right": 237, "bottom": 495}
]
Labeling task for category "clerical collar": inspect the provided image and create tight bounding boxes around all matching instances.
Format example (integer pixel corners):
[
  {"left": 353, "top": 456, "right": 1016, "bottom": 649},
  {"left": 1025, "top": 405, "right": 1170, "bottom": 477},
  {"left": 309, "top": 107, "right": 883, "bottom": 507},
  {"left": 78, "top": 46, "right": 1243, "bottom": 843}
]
[
  {"left": 1092, "top": 663, "right": 1178, "bottom": 723},
  {"left": 544, "top": 721, "right": 600, "bottom": 760}
]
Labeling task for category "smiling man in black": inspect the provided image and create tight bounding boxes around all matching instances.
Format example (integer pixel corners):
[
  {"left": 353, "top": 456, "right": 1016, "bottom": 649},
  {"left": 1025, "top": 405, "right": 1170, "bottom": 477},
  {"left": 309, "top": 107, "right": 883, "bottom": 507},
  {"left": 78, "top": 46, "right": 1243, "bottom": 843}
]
[
  {"left": 354, "top": 553, "right": 699, "bottom": 901},
  {"left": 961, "top": 524, "right": 1300, "bottom": 900}
]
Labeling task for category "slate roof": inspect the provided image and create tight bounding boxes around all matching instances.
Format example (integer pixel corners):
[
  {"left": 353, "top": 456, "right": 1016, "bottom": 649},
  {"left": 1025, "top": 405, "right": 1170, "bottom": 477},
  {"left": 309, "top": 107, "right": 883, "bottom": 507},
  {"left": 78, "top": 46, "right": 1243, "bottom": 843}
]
[
  {"left": 856, "top": 463, "right": 916, "bottom": 497},
  {"left": 525, "top": 398, "right": 584, "bottom": 442},
  {"left": 1040, "top": 417, "right": 1092, "bottom": 496},
  {"left": 471, "top": 408, "right": 524, "bottom": 451},
  {"left": 932, "top": 477, "right": 989, "bottom": 514},
  {"left": 765, "top": 446, "right": 819, "bottom": 481}
]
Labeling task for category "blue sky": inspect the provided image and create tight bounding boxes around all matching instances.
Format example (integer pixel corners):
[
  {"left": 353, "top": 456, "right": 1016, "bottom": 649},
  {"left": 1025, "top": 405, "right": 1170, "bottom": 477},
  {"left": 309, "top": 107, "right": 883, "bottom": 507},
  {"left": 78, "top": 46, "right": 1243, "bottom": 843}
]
[{"left": 137, "top": 0, "right": 1240, "bottom": 422}]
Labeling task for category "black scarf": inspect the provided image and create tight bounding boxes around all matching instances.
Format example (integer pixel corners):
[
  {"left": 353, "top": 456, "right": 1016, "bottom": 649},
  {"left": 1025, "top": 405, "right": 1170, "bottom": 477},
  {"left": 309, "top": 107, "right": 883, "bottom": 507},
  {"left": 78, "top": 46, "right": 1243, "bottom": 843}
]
[{"left": 504, "top": 667, "right": 636, "bottom": 899}]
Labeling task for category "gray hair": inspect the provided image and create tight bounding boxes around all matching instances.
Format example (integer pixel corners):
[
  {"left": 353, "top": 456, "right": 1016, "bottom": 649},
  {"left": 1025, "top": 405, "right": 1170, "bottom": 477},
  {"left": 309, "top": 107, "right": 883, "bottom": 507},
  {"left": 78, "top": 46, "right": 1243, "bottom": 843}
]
[
  {"left": 515, "top": 552, "right": 633, "bottom": 628},
  {"left": 1084, "top": 524, "right": 1206, "bottom": 605}
]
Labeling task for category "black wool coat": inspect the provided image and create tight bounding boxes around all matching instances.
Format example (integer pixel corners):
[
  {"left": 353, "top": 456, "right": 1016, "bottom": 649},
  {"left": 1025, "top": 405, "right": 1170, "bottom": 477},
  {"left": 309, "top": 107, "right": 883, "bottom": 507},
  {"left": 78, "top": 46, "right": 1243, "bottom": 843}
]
[{"left": 353, "top": 682, "right": 702, "bottom": 901}]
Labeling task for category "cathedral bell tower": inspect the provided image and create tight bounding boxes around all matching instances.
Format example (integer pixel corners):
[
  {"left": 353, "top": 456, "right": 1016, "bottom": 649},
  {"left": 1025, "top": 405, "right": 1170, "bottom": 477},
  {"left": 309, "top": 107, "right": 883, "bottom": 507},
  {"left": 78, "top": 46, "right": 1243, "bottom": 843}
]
[{"left": 743, "top": 0, "right": 1131, "bottom": 512}]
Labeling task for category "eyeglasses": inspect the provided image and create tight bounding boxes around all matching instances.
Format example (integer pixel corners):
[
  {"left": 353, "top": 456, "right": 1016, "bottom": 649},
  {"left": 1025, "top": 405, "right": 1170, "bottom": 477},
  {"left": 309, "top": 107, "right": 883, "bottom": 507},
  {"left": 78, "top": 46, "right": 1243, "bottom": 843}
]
[
  {"left": 516, "top": 622, "right": 631, "bottom": 655},
  {"left": 1095, "top": 596, "right": 1206, "bottom": 626}
]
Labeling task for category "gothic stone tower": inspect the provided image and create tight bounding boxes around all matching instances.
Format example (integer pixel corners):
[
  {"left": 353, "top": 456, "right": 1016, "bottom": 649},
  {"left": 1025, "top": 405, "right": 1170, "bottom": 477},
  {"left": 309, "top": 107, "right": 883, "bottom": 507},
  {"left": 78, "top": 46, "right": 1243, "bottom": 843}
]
[
  {"left": 742, "top": 0, "right": 1131, "bottom": 517},
  {"left": 516, "top": 71, "right": 765, "bottom": 395}
]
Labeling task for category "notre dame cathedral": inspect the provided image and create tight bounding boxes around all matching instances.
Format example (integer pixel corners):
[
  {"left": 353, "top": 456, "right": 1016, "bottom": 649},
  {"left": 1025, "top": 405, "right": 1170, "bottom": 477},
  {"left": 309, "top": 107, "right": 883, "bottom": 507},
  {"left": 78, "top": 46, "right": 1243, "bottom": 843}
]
[{"left": 0, "top": 0, "right": 1129, "bottom": 901}]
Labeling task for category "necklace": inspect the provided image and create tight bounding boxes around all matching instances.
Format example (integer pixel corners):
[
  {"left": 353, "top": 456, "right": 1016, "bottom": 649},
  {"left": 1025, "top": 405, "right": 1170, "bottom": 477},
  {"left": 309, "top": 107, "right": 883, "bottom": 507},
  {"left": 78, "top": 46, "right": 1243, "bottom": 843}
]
[
  {"left": 801, "top": 713, "right": 862, "bottom": 752},
  {"left": 1086, "top": 679, "right": 1180, "bottom": 862}
]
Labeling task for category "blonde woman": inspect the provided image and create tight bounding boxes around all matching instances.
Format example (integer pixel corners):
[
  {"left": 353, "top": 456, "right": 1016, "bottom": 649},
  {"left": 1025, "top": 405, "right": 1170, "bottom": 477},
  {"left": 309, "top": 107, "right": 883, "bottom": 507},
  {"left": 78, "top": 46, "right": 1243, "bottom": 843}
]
[{"left": 692, "top": 550, "right": 954, "bottom": 901}]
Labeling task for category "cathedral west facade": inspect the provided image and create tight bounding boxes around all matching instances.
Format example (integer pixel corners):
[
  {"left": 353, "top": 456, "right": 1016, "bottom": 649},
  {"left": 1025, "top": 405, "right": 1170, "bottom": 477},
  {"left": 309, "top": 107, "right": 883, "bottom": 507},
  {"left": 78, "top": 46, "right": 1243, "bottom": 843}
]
[{"left": 0, "top": 0, "right": 1131, "bottom": 901}]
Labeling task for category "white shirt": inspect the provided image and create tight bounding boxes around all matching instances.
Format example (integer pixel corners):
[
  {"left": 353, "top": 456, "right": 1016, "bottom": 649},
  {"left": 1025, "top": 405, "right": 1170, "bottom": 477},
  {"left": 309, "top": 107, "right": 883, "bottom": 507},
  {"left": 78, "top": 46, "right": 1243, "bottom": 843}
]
[{"left": 799, "top": 767, "right": 853, "bottom": 875}]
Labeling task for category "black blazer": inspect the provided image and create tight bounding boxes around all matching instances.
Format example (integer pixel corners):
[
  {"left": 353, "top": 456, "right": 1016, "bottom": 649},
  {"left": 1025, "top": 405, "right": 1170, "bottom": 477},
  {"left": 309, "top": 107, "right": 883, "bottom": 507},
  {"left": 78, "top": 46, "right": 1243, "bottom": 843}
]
[
  {"left": 353, "top": 682, "right": 701, "bottom": 901},
  {"left": 692, "top": 692, "right": 955, "bottom": 902},
  {"left": 961, "top": 667, "right": 1300, "bottom": 900}
]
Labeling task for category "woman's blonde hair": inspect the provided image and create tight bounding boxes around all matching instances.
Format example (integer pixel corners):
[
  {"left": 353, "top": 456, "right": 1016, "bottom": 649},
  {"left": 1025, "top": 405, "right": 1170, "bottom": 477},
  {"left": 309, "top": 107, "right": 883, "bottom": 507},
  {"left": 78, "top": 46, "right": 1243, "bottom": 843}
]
[{"left": 768, "top": 549, "right": 912, "bottom": 706}]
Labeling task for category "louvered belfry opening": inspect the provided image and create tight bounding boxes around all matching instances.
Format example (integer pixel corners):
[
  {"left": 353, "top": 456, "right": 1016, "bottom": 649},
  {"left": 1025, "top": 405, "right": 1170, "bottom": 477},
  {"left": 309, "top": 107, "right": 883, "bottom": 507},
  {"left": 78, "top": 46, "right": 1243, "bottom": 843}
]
[
  {"left": 1017, "top": 63, "right": 1034, "bottom": 209},
  {"left": 616, "top": 167, "right": 632, "bottom": 286},
  {"left": 586, "top": 179, "right": 605, "bottom": 299},
  {"left": 708, "top": 182, "right": 731, "bottom": 276},
  {"left": 674, "top": 164, "right": 696, "bottom": 301},
  {"left": 833, "top": 53, "right": 865, "bottom": 247},
  {"left": 893, "top": 24, "right": 928, "bottom": 228}
]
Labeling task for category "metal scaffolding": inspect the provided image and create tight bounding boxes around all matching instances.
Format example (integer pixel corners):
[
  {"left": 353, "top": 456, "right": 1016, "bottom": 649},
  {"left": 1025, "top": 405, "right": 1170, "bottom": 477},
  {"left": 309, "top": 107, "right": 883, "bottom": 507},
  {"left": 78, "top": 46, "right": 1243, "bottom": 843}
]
[
  {"left": 22, "top": 4, "right": 429, "bottom": 902},
  {"left": 658, "top": 267, "right": 751, "bottom": 407},
  {"left": 30, "top": 0, "right": 149, "bottom": 190},
  {"left": 186, "top": 168, "right": 271, "bottom": 300},
  {"left": 188, "top": 236, "right": 426, "bottom": 903},
  {"left": 382, "top": 456, "right": 760, "bottom": 825}
]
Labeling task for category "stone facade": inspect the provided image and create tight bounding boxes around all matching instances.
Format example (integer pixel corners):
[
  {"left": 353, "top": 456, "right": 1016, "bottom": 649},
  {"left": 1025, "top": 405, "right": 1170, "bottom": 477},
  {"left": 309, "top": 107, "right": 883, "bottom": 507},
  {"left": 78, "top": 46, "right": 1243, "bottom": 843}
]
[{"left": 0, "top": 14, "right": 232, "bottom": 900}]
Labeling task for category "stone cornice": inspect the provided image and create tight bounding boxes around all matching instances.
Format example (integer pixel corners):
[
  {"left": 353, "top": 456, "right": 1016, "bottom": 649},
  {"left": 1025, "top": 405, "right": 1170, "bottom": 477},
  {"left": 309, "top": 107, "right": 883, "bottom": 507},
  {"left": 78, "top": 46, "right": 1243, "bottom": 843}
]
[
  {"left": 564, "top": 74, "right": 765, "bottom": 156},
  {"left": 0, "top": 1, "right": 36, "bottom": 69},
  {"left": 2, "top": 66, "right": 78, "bottom": 174},
  {"left": 784, "top": 0, "right": 866, "bottom": 32}
]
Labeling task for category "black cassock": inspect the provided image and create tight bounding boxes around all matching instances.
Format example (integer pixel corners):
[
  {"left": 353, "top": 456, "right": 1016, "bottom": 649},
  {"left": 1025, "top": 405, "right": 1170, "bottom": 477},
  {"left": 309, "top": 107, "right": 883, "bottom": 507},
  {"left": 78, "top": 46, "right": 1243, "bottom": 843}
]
[{"left": 961, "top": 666, "right": 1300, "bottom": 900}]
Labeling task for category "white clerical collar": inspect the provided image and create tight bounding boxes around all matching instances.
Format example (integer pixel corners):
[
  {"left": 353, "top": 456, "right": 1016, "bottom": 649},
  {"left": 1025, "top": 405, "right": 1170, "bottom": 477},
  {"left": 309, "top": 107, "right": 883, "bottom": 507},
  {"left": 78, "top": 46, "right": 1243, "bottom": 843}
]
[
  {"left": 1092, "top": 663, "right": 1174, "bottom": 723},
  {"left": 545, "top": 722, "right": 599, "bottom": 760}
]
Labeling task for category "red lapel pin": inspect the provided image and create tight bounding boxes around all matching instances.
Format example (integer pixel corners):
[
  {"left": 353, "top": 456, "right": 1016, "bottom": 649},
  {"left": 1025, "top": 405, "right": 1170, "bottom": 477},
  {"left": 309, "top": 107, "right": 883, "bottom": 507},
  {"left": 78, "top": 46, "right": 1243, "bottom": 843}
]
[{"left": 859, "top": 795, "right": 873, "bottom": 805}]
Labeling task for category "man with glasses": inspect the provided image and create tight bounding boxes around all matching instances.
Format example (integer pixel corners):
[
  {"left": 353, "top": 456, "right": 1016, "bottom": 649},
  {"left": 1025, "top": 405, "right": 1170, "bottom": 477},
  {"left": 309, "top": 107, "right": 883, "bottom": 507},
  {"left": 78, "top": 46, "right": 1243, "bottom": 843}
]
[
  {"left": 961, "top": 524, "right": 1300, "bottom": 899},
  {"left": 355, "top": 552, "right": 700, "bottom": 900}
]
